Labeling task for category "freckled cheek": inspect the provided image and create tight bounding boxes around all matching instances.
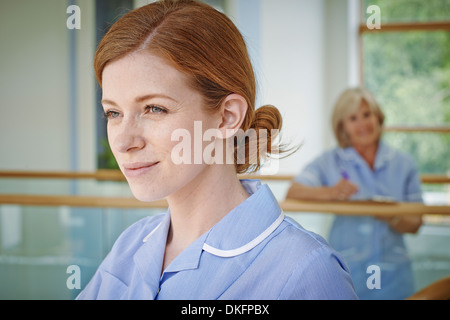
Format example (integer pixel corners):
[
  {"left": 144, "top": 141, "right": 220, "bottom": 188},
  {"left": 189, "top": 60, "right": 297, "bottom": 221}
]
[{"left": 142, "top": 124, "right": 184, "bottom": 155}]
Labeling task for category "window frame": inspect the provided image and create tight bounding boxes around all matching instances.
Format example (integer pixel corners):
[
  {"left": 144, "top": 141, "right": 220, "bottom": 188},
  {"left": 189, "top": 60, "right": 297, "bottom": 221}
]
[{"left": 358, "top": 1, "right": 450, "bottom": 134}]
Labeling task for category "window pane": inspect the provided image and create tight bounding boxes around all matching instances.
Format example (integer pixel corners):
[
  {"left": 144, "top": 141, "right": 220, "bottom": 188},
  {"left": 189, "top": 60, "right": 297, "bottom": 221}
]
[
  {"left": 383, "top": 131, "right": 450, "bottom": 174},
  {"left": 363, "top": 31, "right": 450, "bottom": 127},
  {"left": 95, "top": 0, "right": 134, "bottom": 170},
  {"left": 362, "top": 0, "right": 450, "bottom": 23}
]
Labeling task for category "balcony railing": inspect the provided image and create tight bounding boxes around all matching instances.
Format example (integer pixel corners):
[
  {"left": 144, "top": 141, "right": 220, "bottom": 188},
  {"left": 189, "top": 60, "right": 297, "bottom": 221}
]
[{"left": 0, "top": 170, "right": 449, "bottom": 300}]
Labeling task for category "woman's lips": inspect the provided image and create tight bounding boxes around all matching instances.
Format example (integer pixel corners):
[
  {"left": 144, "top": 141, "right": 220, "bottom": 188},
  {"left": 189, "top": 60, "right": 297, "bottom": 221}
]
[{"left": 122, "top": 162, "right": 159, "bottom": 178}]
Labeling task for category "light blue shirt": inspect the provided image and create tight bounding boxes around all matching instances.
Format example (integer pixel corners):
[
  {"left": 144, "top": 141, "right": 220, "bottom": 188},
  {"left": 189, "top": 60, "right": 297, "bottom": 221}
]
[
  {"left": 77, "top": 180, "right": 357, "bottom": 300},
  {"left": 294, "top": 141, "right": 423, "bottom": 300}
]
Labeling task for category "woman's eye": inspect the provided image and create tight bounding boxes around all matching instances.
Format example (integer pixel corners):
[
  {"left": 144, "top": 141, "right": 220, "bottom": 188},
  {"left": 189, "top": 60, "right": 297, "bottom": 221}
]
[
  {"left": 146, "top": 105, "right": 166, "bottom": 114},
  {"left": 104, "top": 110, "right": 121, "bottom": 120}
]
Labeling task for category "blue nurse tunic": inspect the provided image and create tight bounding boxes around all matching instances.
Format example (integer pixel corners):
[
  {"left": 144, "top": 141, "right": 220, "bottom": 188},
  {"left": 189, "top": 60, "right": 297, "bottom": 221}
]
[
  {"left": 77, "top": 180, "right": 357, "bottom": 300},
  {"left": 294, "top": 141, "right": 423, "bottom": 299}
]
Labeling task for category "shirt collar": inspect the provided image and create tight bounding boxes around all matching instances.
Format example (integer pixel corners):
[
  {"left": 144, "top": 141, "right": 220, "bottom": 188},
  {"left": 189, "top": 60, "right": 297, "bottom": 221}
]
[
  {"left": 140, "top": 179, "right": 284, "bottom": 267},
  {"left": 337, "top": 140, "right": 394, "bottom": 170},
  {"left": 137, "top": 211, "right": 205, "bottom": 278},
  {"left": 373, "top": 141, "right": 395, "bottom": 170},
  {"left": 202, "top": 179, "right": 284, "bottom": 257}
]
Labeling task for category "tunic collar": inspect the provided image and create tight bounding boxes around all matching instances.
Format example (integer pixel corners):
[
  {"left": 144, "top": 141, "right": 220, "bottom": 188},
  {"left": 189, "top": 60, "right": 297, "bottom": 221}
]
[
  {"left": 202, "top": 179, "right": 284, "bottom": 257},
  {"left": 337, "top": 140, "right": 395, "bottom": 171},
  {"left": 139, "top": 180, "right": 284, "bottom": 271}
]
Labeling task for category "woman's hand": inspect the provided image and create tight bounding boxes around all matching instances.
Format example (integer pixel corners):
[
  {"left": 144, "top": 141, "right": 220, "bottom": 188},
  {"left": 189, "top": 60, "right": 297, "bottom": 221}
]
[
  {"left": 377, "top": 215, "right": 423, "bottom": 234},
  {"left": 329, "top": 179, "right": 359, "bottom": 200}
]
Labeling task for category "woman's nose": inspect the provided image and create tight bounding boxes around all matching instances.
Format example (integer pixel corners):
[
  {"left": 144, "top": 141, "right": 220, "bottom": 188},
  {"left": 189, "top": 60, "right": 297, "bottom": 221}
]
[
  {"left": 110, "top": 120, "right": 145, "bottom": 153},
  {"left": 355, "top": 116, "right": 367, "bottom": 126}
]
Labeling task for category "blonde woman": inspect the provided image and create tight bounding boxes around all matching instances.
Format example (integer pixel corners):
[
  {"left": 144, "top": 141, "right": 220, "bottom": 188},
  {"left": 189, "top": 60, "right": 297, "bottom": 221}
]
[
  {"left": 287, "top": 87, "right": 423, "bottom": 299},
  {"left": 77, "top": 0, "right": 357, "bottom": 300}
]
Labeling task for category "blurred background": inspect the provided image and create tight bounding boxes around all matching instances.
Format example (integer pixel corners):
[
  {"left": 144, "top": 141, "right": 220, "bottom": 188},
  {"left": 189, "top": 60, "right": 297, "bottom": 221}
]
[{"left": 0, "top": 0, "right": 449, "bottom": 299}]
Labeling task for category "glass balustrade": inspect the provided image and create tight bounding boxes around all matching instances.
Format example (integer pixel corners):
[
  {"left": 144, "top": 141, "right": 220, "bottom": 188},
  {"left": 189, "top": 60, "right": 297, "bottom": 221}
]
[{"left": 0, "top": 177, "right": 448, "bottom": 299}]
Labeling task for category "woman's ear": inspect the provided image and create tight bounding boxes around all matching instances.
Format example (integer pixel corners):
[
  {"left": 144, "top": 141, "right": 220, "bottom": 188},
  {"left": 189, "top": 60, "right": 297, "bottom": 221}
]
[{"left": 218, "top": 94, "right": 248, "bottom": 139}]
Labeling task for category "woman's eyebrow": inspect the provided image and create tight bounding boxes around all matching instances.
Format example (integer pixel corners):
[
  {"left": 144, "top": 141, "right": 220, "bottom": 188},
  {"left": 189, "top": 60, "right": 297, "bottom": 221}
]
[
  {"left": 101, "top": 94, "right": 179, "bottom": 106},
  {"left": 135, "top": 94, "right": 179, "bottom": 104}
]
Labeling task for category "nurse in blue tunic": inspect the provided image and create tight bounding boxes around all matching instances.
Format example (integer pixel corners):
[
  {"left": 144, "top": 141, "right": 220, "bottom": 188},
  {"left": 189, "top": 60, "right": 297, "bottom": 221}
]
[
  {"left": 77, "top": 0, "right": 357, "bottom": 300},
  {"left": 286, "top": 87, "right": 423, "bottom": 300}
]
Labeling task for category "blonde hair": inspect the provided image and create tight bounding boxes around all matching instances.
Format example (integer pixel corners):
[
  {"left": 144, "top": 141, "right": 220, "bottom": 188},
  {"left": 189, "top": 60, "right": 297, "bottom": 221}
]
[
  {"left": 94, "top": 0, "right": 289, "bottom": 173},
  {"left": 332, "top": 87, "right": 385, "bottom": 148}
]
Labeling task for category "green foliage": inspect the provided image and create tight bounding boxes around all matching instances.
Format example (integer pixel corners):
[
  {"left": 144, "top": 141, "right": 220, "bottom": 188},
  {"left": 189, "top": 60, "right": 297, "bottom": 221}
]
[
  {"left": 363, "top": 0, "right": 450, "bottom": 23},
  {"left": 362, "top": 2, "right": 450, "bottom": 174},
  {"left": 98, "top": 138, "right": 119, "bottom": 170}
]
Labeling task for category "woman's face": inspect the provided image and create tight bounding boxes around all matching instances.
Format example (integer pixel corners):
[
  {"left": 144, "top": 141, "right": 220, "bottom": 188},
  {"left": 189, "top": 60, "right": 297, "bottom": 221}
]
[
  {"left": 342, "top": 100, "right": 381, "bottom": 149},
  {"left": 101, "top": 51, "right": 221, "bottom": 202}
]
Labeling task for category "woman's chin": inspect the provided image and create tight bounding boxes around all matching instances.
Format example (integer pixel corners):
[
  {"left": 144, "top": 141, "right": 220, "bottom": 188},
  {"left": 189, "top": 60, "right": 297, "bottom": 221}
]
[{"left": 131, "top": 189, "right": 166, "bottom": 203}]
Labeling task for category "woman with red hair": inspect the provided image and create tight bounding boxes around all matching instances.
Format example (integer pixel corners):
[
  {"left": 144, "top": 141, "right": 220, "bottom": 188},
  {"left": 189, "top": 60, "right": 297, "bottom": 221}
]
[{"left": 77, "top": 0, "right": 357, "bottom": 300}]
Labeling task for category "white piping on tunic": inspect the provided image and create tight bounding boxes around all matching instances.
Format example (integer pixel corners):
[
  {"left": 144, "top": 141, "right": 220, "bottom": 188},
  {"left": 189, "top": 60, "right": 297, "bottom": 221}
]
[
  {"left": 202, "top": 212, "right": 285, "bottom": 258},
  {"left": 142, "top": 221, "right": 163, "bottom": 243}
]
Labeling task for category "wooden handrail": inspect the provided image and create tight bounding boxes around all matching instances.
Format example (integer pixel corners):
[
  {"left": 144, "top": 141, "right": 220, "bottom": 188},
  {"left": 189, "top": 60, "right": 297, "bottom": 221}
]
[
  {"left": 406, "top": 276, "right": 450, "bottom": 300},
  {"left": 384, "top": 126, "right": 450, "bottom": 133},
  {"left": 0, "top": 170, "right": 126, "bottom": 181},
  {"left": 359, "top": 21, "right": 450, "bottom": 34},
  {"left": 0, "top": 170, "right": 294, "bottom": 182},
  {"left": 0, "top": 194, "right": 167, "bottom": 209},
  {"left": 281, "top": 199, "right": 450, "bottom": 216},
  {"left": 421, "top": 175, "right": 450, "bottom": 185},
  {"left": 0, "top": 170, "right": 449, "bottom": 184},
  {"left": 0, "top": 194, "right": 449, "bottom": 216}
]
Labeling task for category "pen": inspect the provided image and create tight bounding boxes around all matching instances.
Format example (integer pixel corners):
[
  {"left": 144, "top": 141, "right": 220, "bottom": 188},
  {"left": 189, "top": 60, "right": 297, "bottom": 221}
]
[{"left": 341, "top": 169, "right": 349, "bottom": 180}]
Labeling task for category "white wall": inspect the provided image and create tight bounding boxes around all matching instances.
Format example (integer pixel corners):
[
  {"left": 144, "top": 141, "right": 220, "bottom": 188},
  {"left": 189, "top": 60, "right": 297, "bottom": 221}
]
[
  {"left": 75, "top": 0, "right": 97, "bottom": 172},
  {"left": 323, "top": 0, "right": 361, "bottom": 149},
  {"left": 260, "top": 0, "right": 326, "bottom": 175},
  {"left": 258, "top": 0, "right": 357, "bottom": 175},
  {"left": 0, "top": 0, "right": 96, "bottom": 171},
  {"left": 0, "top": 0, "right": 69, "bottom": 170}
]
